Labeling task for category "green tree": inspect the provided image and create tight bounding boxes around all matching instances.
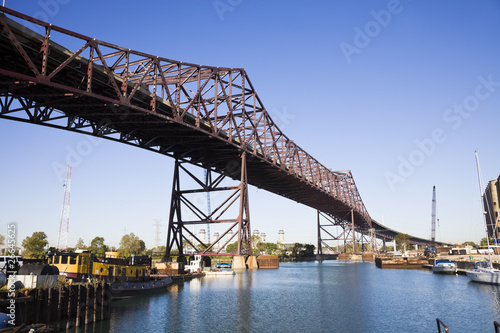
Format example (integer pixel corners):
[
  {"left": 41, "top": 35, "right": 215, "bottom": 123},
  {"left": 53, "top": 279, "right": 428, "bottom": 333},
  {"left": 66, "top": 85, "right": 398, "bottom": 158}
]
[
  {"left": 150, "top": 245, "right": 166, "bottom": 257},
  {"left": 21, "top": 232, "right": 48, "bottom": 259},
  {"left": 119, "top": 233, "right": 146, "bottom": 256},
  {"left": 257, "top": 242, "right": 279, "bottom": 255},
  {"left": 88, "top": 237, "right": 109, "bottom": 257},
  {"left": 251, "top": 234, "right": 261, "bottom": 256},
  {"left": 395, "top": 233, "right": 411, "bottom": 252},
  {"left": 461, "top": 241, "right": 477, "bottom": 248},
  {"left": 226, "top": 241, "right": 238, "bottom": 254},
  {"left": 75, "top": 238, "right": 86, "bottom": 249},
  {"left": 290, "top": 243, "right": 303, "bottom": 259},
  {"left": 0, "top": 234, "right": 4, "bottom": 255},
  {"left": 196, "top": 243, "right": 210, "bottom": 252},
  {"left": 480, "top": 237, "right": 493, "bottom": 247},
  {"left": 301, "top": 244, "right": 315, "bottom": 257}
]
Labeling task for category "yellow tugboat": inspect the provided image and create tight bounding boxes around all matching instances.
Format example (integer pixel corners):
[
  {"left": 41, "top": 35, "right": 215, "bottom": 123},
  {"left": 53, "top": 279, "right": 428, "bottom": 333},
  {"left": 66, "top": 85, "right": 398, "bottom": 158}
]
[{"left": 48, "top": 250, "right": 173, "bottom": 300}]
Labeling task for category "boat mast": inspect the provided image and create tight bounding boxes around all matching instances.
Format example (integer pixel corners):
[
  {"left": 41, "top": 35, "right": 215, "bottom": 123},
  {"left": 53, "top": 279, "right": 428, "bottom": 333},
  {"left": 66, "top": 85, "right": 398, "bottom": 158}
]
[{"left": 475, "top": 150, "right": 492, "bottom": 265}]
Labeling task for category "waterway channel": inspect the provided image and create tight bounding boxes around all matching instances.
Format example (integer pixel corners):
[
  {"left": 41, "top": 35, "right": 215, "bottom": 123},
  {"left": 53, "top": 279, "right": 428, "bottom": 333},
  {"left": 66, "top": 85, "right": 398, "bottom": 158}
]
[{"left": 70, "top": 260, "right": 500, "bottom": 332}]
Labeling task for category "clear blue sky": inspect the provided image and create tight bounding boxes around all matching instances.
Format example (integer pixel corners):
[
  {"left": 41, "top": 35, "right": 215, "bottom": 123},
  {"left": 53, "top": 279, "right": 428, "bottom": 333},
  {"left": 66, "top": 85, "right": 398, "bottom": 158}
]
[{"left": 1, "top": 0, "right": 499, "bottom": 250}]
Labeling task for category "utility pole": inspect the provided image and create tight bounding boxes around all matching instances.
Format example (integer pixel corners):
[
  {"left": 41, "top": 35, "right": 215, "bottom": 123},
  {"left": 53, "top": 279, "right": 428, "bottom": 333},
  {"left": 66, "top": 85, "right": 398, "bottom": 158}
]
[
  {"left": 57, "top": 165, "right": 71, "bottom": 251},
  {"left": 431, "top": 186, "right": 436, "bottom": 243}
]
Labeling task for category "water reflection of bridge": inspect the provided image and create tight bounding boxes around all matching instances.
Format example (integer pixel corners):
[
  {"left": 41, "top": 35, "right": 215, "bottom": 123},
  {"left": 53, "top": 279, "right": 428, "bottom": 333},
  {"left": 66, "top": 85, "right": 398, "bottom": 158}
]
[{"left": 0, "top": 7, "right": 441, "bottom": 260}]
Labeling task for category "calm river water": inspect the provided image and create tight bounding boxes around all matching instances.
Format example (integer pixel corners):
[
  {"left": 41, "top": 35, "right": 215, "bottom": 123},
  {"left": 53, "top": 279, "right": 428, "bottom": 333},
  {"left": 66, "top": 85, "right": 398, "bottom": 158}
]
[{"left": 72, "top": 261, "right": 500, "bottom": 332}]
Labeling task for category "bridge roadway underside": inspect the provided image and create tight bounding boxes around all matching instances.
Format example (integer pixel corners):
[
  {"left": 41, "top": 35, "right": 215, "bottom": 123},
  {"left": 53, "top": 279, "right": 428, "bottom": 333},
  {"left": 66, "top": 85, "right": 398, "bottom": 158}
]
[
  {"left": 0, "top": 11, "right": 370, "bottom": 231},
  {"left": 0, "top": 80, "right": 369, "bottom": 229},
  {"left": 370, "top": 220, "right": 448, "bottom": 247}
]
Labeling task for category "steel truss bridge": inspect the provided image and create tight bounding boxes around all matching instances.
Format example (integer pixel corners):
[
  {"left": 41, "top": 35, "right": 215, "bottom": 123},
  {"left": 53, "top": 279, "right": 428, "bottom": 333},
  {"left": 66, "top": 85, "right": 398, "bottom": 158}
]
[{"left": 0, "top": 7, "right": 444, "bottom": 259}]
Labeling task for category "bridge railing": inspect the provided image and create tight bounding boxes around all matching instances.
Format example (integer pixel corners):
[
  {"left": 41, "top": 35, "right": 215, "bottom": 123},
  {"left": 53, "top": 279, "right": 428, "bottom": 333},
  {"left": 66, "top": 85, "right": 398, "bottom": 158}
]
[{"left": 0, "top": 6, "right": 370, "bottom": 225}]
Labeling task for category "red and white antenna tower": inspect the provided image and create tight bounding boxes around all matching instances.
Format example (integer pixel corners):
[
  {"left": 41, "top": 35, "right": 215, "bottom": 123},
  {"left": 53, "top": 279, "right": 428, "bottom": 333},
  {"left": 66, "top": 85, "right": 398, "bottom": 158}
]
[{"left": 57, "top": 165, "right": 72, "bottom": 251}]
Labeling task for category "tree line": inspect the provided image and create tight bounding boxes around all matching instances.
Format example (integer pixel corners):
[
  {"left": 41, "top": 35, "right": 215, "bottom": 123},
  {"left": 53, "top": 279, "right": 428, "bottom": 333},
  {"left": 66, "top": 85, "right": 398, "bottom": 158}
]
[
  {"left": 13, "top": 231, "right": 150, "bottom": 259},
  {"left": 11, "top": 232, "right": 318, "bottom": 261},
  {"left": 5, "top": 231, "right": 493, "bottom": 260}
]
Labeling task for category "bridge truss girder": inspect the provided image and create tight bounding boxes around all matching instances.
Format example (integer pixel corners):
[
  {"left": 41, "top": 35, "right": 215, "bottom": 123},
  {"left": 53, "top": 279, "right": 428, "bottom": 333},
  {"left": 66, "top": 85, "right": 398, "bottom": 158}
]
[
  {"left": 0, "top": 7, "right": 373, "bottom": 235},
  {"left": 0, "top": 7, "right": 449, "bottom": 248}
]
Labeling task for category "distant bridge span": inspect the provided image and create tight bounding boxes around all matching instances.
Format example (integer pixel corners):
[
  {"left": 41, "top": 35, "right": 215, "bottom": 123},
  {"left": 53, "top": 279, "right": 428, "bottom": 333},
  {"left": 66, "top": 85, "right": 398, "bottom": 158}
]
[{"left": 0, "top": 7, "right": 441, "bottom": 253}]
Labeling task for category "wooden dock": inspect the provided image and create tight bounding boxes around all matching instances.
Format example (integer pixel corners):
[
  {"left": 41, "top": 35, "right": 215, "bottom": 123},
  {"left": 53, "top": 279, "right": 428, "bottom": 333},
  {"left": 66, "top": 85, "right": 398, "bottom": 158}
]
[{"left": 0, "top": 283, "right": 111, "bottom": 331}]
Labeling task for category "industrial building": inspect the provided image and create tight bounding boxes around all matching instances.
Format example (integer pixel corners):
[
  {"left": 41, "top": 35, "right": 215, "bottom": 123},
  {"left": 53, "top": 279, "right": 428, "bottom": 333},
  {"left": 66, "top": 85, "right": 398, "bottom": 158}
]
[{"left": 484, "top": 175, "right": 500, "bottom": 241}]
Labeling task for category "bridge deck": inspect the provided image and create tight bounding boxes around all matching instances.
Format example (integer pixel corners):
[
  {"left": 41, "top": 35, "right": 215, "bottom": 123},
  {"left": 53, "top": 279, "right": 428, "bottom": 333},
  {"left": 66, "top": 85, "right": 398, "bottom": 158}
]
[{"left": 0, "top": 7, "right": 440, "bottom": 245}]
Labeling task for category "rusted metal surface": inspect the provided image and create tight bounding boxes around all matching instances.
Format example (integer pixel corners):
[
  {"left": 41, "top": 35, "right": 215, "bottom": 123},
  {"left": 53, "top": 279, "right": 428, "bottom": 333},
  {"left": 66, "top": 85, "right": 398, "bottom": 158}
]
[
  {"left": 165, "top": 154, "right": 251, "bottom": 257},
  {"left": 256, "top": 255, "right": 279, "bottom": 269},
  {"left": 0, "top": 7, "right": 438, "bottom": 243}
]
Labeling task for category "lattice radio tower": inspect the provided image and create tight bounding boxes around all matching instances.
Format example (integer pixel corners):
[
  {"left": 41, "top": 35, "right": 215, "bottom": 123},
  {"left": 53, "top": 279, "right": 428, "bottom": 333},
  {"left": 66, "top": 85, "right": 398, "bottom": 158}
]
[{"left": 57, "top": 165, "right": 71, "bottom": 251}]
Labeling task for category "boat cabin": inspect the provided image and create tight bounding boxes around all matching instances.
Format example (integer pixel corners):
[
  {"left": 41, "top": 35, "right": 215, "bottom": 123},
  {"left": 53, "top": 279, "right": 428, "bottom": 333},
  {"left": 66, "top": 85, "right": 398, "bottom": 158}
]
[{"left": 47, "top": 250, "right": 150, "bottom": 282}]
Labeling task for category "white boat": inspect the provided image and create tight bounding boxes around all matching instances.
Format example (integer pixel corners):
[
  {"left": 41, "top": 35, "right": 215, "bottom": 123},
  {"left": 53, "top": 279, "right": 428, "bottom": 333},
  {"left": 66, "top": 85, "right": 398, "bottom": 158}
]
[
  {"left": 466, "top": 151, "right": 500, "bottom": 285},
  {"left": 466, "top": 261, "right": 500, "bottom": 285},
  {"left": 205, "top": 269, "right": 235, "bottom": 276},
  {"left": 185, "top": 255, "right": 204, "bottom": 274},
  {"left": 432, "top": 259, "right": 457, "bottom": 274}
]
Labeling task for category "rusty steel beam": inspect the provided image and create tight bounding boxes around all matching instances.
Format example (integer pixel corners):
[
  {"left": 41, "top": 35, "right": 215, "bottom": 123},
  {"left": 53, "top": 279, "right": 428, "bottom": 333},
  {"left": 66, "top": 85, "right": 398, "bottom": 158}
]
[
  {"left": 165, "top": 154, "right": 251, "bottom": 259},
  {"left": 0, "top": 7, "right": 374, "bottom": 235}
]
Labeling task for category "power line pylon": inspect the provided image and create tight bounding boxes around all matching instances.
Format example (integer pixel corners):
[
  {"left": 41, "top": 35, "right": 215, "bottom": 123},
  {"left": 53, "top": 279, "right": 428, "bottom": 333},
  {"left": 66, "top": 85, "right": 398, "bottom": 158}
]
[
  {"left": 57, "top": 165, "right": 71, "bottom": 251},
  {"left": 153, "top": 219, "right": 162, "bottom": 249}
]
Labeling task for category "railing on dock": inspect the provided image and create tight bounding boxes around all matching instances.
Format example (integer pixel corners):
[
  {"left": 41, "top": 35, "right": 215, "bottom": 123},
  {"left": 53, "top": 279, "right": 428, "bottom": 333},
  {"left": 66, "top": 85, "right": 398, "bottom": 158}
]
[{"left": 436, "top": 318, "right": 449, "bottom": 333}]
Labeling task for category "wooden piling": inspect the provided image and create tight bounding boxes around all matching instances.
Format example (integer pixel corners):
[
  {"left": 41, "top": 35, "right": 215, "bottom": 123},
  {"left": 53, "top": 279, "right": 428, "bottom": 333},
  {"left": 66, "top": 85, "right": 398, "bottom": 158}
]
[
  {"left": 67, "top": 285, "right": 78, "bottom": 329},
  {"left": 55, "top": 287, "right": 63, "bottom": 331},
  {"left": 103, "top": 283, "right": 111, "bottom": 320},
  {"left": 25, "top": 289, "right": 36, "bottom": 325},
  {"left": 76, "top": 284, "right": 85, "bottom": 327},
  {"left": 94, "top": 283, "right": 102, "bottom": 322},
  {"left": 45, "top": 288, "right": 51, "bottom": 324},
  {"left": 85, "top": 283, "right": 93, "bottom": 325},
  {"left": 34, "top": 289, "right": 42, "bottom": 324},
  {"left": 0, "top": 282, "right": 111, "bottom": 329}
]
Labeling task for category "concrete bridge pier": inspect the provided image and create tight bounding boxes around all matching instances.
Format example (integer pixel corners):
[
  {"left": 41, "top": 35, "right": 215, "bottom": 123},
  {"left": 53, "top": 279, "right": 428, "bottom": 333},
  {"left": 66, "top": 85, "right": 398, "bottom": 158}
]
[
  {"left": 232, "top": 255, "right": 258, "bottom": 269},
  {"left": 246, "top": 256, "right": 258, "bottom": 269},
  {"left": 232, "top": 256, "right": 247, "bottom": 270}
]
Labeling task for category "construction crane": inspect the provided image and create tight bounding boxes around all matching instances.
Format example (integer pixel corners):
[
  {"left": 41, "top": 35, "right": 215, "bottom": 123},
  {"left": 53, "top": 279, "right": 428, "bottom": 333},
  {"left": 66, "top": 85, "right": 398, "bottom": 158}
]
[
  {"left": 57, "top": 165, "right": 71, "bottom": 251},
  {"left": 431, "top": 186, "right": 436, "bottom": 243}
]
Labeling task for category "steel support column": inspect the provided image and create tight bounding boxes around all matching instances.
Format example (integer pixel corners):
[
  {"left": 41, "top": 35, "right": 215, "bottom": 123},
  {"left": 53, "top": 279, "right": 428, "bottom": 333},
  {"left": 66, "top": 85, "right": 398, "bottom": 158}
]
[
  {"left": 317, "top": 210, "right": 352, "bottom": 254},
  {"left": 317, "top": 211, "right": 322, "bottom": 255},
  {"left": 164, "top": 153, "right": 251, "bottom": 261},
  {"left": 351, "top": 209, "right": 355, "bottom": 253},
  {"left": 317, "top": 210, "right": 378, "bottom": 254}
]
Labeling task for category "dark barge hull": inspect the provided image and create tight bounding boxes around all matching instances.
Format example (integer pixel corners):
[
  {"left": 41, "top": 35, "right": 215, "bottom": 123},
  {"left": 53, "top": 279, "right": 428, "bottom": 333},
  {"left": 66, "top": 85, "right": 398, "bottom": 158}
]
[
  {"left": 111, "top": 276, "right": 173, "bottom": 300},
  {"left": 375, "top": 256, "right": 429, "bottom": 270}
]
